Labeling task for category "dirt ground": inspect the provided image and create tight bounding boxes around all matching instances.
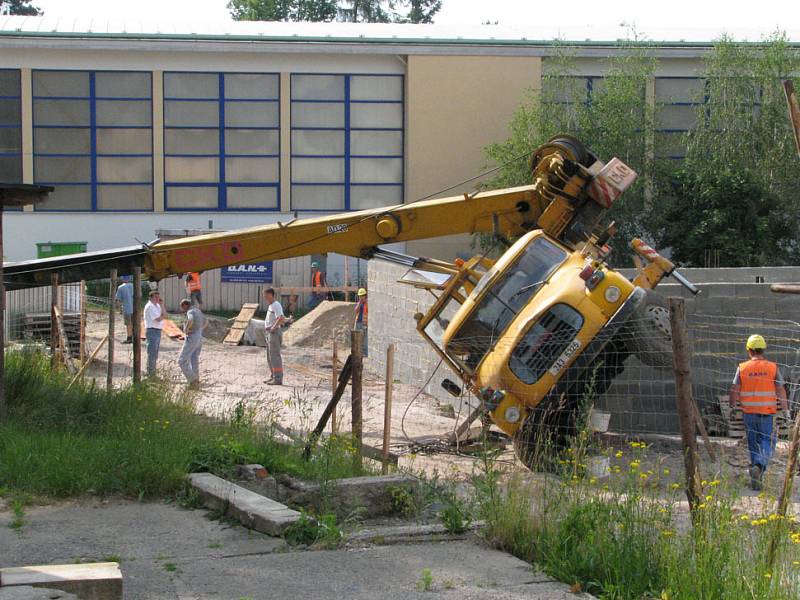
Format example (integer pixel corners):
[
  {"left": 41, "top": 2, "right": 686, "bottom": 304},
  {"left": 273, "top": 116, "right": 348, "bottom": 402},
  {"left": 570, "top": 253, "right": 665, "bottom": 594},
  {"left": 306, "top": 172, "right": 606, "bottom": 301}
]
[{"left": 78, "top": 308, "right": 800, "bottom": 507}]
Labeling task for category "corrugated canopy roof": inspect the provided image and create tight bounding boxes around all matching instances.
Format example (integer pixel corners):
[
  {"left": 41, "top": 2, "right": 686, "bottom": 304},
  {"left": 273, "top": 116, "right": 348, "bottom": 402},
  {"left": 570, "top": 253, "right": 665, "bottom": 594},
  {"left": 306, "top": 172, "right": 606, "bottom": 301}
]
[{"left": 1, "top": 15, "right": 798, "bottom": 46}]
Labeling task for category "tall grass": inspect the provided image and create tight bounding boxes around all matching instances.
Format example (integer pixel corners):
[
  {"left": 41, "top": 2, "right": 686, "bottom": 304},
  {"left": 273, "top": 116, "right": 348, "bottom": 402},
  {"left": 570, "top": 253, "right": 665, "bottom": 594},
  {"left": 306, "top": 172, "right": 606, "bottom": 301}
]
[
  {"left": 474, "top": 441, "right": 800, "bottom": 599},
  {"left": 1, "top": 350, "right": 365, "bottom": 498}
]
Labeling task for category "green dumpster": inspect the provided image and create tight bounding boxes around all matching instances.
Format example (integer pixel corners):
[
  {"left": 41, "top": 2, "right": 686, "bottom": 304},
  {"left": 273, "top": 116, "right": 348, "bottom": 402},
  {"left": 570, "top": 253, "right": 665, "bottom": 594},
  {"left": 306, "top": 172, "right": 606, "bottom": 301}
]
[{"left": 36, "top": 241, "right": 88, "bottom": 259}]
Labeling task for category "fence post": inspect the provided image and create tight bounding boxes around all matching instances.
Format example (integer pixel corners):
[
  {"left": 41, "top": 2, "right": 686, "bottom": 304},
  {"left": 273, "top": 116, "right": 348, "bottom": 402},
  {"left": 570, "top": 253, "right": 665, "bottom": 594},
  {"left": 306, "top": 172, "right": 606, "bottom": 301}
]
[
  {"left": 107, "top": 269, "right": 117, "bottom": 391},
  {"left": 331, "top": 336, "right": 338, "bottom": 434},
  {"left": 79, "top": 280, "right": 86, "bottom": 365},
  {"left": 132, "top": 267, "right": 142, "bottom": 384},
  {"left": 768, "top": 408, "right": 800, "bottom": 567},
  {"left": 668, "top": 297, "right": 702, "bottom": 513},
  {"left": 50, "top": 273, "right": 59, "bottom": 368},
  {"left": 382, "top": 343, "right": 395, "bottom": 475},
  {"left": 351, "top": 329, "right": 364, "bottom": 471}
]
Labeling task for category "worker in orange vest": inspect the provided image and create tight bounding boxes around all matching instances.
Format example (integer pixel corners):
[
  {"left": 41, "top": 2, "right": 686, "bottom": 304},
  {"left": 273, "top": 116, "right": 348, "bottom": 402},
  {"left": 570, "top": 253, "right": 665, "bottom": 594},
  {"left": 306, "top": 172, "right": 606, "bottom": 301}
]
[
  {"left": 730, "top": 334, "right": 788, "bottom": 490},
  {"left": 185, "top": 272, "right": 202, "bottom": 307},
  {"left": 353, "top": 287, "right": 368, "bottom": 356},
  {"left": 309, "top": 262, "right": 327, "bottom": 310}
]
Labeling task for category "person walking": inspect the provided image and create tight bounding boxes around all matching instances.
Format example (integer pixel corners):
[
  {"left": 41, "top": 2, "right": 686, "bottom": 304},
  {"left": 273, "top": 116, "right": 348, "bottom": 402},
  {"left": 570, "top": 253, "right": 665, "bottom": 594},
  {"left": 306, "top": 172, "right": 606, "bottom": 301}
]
[
  {"left": 263, "top": 288, "right": 285, "bottom": 385},
  {"left": 308, "top": 262, "right": 327, "bottom": 310},
  {"left": 143, "top": 290, "right": 166, "bottom": 378},
  {"left": 185, "top": 272, "right": 203, "bottom": 307},
  {"left": 354, "top": 287, "right": 368, "bottom": 356},
  {"left": 178, "top": 298, "right": 207, "bottom": 390},
  {"left": 730, "top": 334, "right": 789, "bottom": 490},
  {"left": 114, "top": 276, "right": 134, "bottom": 344}
]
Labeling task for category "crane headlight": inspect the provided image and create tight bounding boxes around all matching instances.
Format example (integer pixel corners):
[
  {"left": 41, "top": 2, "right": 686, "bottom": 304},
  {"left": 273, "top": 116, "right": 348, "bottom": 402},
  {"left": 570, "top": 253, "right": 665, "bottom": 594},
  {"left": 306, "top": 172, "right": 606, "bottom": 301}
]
[{"left": 604, "top": 285, "right": 621, "bottom": 303}]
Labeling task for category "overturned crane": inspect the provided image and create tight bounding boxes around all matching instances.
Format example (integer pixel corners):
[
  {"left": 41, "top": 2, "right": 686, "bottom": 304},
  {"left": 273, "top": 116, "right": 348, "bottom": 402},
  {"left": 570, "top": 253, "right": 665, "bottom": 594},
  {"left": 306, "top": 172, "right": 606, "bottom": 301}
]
[{"left": 4, "top": 135, "right": 698, "bottom": 469}]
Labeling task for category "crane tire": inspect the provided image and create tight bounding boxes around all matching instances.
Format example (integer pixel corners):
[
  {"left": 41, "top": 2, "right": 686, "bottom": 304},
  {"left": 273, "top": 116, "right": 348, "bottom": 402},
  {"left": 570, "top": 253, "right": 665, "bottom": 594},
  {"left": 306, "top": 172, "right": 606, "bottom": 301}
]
[{"left": 627, "top": 290, "right": 673, "bottom": 368}]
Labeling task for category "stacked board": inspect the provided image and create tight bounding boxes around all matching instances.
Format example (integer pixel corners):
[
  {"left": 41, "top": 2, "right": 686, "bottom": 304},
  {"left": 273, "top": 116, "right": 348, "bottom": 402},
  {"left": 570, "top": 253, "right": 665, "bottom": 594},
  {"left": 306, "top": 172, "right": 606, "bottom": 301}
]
[
  {"left": 719, "top": 394, "right": 791, "bottom": 439},
  {"left": 223, "top": 303, "right": 260, "bottom": 346},
  {"left": 23, "top": 311, "right": 81, "bottom": 355}
]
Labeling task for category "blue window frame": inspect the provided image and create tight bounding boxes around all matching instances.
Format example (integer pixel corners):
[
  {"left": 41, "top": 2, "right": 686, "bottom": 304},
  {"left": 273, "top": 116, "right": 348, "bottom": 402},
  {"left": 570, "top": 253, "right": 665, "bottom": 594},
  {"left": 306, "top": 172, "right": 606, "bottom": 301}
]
[
  {"left": 290, "top": 73, "right": 404, "bottom": 211},
  {"left": 0, "top": 69, "right": 22, "bottom": 210},
  {"left": 163, "top": 72, "right": 280, "bottom": 211},
  {"left": 654, "top": 76, "right": 706, "bottom": 160},
  {"left": 32, "top": 70, "right": 154, "bottom": 211}
]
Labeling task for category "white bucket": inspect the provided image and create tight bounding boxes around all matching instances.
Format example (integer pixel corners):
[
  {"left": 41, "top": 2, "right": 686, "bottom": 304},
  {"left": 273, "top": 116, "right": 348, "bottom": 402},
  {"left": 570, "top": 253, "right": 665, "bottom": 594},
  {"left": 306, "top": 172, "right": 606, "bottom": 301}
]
[
  {"left": 590, "top": 410, "right": 611, "bottom": 433},
  {"left": 587, "top": 455, "right": 611, "bottom": 478}
]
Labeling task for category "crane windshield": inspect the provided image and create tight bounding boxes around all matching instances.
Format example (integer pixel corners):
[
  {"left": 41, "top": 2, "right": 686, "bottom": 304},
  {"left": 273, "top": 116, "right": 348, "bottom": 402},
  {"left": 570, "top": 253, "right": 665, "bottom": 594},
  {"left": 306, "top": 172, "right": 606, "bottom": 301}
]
[{"left": 445, "top": 237, "right": 567, "bottom": 372}]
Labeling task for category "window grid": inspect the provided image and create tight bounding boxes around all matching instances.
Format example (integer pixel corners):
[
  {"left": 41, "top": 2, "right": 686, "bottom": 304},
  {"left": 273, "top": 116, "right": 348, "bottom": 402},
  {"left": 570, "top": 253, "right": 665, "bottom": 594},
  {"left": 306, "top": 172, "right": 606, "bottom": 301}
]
[
  {"left": 654, "top": 76, "right": 707, "bottom": 160},
  {"left": 163, "top": 72, "right": 280, "bottom": 212},
  {"left": 32, "top": 70, "right": 154, "bottom": 211},
  {"left": 290, "top": 73, "right": 404, "bottom": 212},
  {"left": 0, "top": 69, "right": 22, "bottom": 186}
]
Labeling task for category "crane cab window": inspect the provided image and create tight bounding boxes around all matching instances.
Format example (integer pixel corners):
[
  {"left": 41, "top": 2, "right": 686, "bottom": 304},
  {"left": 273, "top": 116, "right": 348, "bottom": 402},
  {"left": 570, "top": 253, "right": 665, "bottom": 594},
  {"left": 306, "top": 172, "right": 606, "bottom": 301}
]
[{"left": 446, "top": 237, "right": 567, "bottom": 372}]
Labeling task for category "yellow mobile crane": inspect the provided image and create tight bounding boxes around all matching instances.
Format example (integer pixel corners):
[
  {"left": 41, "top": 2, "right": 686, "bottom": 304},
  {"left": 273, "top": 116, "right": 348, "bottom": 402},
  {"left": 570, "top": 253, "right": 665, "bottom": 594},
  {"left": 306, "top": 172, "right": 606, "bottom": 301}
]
[{"left": 4, "top": 135, "right": 697, "bottom": 468}]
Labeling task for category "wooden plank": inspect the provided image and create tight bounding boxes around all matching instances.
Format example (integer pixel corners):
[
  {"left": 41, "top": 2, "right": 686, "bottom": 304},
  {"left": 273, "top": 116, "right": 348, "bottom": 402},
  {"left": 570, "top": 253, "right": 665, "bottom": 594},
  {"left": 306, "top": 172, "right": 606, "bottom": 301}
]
[
  {"left": 223, "top": 303, "right": 259, "bottom": 346},
  {"left": 139, "top": 318, "right": 184, "bottom": 340},
  {"left": 303, "top": 355, "right": 353, "bottom": 459},
  {"left": 53, "top": 305, "right": 77, "bottom": 375},
  {"left": 68, "top": 335, "right": 108, "bottom": 390}
]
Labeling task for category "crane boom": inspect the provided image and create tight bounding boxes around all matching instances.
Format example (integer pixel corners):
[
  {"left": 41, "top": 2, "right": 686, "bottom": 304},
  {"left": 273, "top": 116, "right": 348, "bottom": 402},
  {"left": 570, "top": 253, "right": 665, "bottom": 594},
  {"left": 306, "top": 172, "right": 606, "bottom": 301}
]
[{"left": 4, "top": 184, "right": 542, "bottom": 289}]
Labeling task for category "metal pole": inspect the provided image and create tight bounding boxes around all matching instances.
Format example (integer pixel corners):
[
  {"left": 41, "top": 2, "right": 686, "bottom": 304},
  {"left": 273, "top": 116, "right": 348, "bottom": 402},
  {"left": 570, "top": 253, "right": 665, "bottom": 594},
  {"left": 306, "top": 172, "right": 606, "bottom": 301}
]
[
  {"left": 351, "top": 329, "right": 364, "bottom": 471},
  {"left": 79, "top": 280, "right": 86, "bottom": 365},
  {"left": 668, "top": 297, "right": 702, "bottom": 514},
  {"left": 132, "top": 267, "right": 142, "bottom": 384},
  {"left": 0, "top": 208, "right": 5, "bottom": 421},
  {"left": 50, "top": 273, "right": 59, "bottom": 369},
  {"left": 344, "top": 258, "right": 350, "bottom": 302},
  {"left": 382, "top": 343, "right": 395, "bottom": 475},
  {"left": 331, "top": 336, "right": 338, "bottom": 434},
  {"left": 107, "top": 269, "right": 117, "bottom": 391}
]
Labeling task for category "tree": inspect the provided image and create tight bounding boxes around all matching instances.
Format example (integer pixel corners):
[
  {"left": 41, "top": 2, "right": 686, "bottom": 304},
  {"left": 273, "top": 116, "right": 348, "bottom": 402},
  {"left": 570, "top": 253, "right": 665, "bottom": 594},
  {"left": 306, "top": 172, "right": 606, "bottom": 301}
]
[
  {"left": 229, "top": 0, "right": 441, "bottom": 23},
  {"left": 0, "top": 0, "right": 41, "bottom": 15}
]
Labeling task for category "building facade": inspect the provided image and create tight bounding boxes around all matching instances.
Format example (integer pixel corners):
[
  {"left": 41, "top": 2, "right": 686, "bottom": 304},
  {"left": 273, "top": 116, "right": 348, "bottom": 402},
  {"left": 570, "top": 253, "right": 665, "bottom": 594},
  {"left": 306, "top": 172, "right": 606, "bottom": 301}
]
[{"left": 1, "top": 17, "right": 794, "bottom": 301}]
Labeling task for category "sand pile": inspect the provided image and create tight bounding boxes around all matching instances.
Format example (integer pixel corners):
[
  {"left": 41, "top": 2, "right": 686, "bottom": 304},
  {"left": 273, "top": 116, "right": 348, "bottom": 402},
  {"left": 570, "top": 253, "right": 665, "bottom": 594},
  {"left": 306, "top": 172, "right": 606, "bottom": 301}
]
[{"left": 284, "top": 301, "right": 356, "bottom": 349}]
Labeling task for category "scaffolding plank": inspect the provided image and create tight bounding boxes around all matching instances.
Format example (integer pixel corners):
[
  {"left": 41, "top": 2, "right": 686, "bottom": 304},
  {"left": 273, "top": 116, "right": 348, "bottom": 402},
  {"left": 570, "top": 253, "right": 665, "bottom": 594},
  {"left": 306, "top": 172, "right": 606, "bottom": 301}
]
[{"left": 223, "top": 303, "right": 260, "bottom": 346}]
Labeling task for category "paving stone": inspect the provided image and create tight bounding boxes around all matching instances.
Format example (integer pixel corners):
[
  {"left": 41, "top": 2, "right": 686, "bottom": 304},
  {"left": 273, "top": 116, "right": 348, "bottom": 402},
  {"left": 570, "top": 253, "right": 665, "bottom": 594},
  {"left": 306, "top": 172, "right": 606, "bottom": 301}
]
[{"left": 0, "top": 563, "right": 121, "bottom": 600}]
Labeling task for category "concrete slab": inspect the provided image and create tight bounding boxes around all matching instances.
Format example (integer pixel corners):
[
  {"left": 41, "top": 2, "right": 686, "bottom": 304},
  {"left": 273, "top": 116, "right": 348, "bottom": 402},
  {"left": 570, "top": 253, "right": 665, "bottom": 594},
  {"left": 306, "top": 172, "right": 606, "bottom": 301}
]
[
  {"left": 0, "top": 564, "right": 121, "bottom": 600},
  {"left": 188, "top": 473, "right": 301, "bottom": 536},
  {"left": 0, "top": 499, "right": 585, "bottom": 600},
  {"left": 0, "top": 587, "right": 76, "bottom": 600}
]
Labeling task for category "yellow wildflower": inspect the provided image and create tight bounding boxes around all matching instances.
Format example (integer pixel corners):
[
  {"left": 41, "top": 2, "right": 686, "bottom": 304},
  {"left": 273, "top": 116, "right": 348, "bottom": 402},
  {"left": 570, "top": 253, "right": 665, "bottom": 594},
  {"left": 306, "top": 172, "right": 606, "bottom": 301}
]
[
  {"left": 705, "top": 495, "right": 713, "bottom": 502},
  {"left": 670, "top": 483, "right": 680, "bottom": 490},
  {"left": 661, "top": 530, "right": 675, "bottom": 537},
  {"left": 764, "top": 573, "right": 772, "bottom": 579},
  {"left": 615, "top": 451, "right": 623, "bottom": 459},
  {"left": 709, "top": 480, "right": 720, "bottom": 487}
]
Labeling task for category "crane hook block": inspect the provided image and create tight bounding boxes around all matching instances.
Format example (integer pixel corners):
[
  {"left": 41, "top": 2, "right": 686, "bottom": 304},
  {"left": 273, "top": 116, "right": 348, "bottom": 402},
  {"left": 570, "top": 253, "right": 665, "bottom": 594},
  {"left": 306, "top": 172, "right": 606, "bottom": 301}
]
[{"left": 376, "top": 214, "right": 401, "bottom": 240}]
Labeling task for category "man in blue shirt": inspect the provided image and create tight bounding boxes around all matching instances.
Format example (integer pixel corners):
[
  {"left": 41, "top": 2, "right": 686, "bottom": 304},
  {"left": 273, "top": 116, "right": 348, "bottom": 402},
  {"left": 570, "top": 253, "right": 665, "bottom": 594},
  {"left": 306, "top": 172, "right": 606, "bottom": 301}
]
[{"left": 114, "top": 276, "right": 134, "bottom": 344}]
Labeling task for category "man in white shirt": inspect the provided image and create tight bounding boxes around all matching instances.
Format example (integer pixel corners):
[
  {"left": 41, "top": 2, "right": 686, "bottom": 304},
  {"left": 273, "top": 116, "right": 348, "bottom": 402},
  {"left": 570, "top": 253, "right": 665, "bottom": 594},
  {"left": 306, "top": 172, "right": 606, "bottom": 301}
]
[
  {"left": 263, "top": 288, "right": 285, "bottom": 385},
  {"left": 143, "top": 289, "right": 166, "bottom": 377}
]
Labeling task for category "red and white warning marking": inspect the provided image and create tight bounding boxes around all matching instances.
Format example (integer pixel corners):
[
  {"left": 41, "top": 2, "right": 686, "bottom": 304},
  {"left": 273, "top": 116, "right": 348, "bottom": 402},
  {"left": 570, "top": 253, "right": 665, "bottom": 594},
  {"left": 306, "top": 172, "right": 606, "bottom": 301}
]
[{"left": 587, "top": 157, "right": 637, "bottom": 208}]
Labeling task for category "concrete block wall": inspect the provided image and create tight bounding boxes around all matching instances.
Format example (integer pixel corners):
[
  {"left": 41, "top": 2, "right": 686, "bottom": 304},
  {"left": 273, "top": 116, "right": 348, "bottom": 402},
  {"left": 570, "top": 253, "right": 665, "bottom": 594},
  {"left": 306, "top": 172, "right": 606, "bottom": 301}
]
[{"left": 369, "top": 261, "right": 800, "bottom": 435}]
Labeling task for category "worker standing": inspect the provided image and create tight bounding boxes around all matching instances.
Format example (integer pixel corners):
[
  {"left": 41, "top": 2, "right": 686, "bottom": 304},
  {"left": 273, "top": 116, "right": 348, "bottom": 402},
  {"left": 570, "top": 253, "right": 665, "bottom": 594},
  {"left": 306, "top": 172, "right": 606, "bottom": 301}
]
[
  {"left": 178, "top": 298, "right": 207, "bottom": 390},
  {"left": 114, "top": 276, "right": 134, "bottom": 344},
  {"left": 143, "top": 290, "right": 166, "bottom": 378},
  {"left": 354, "top": 287, "right": 368, "bottom": 356},
  {"left": 185, "top": 272, "right": 203, "bottom": 307},
  {"left": 730, "top": 334, "right": 789, "bottom": 490},
  {"left": 263, "top": 288, "right": 285, "bottom": 386},
  {"left": 309, "top": 262, "right": 327, "bottom": 310}
]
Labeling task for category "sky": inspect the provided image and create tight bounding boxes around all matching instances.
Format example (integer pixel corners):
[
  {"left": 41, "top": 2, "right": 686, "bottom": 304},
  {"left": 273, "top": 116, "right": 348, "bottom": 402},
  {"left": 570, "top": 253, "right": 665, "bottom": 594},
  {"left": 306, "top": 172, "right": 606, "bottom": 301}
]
[{"left": 29, "top": 0, "right": 800, "bottom": 36}]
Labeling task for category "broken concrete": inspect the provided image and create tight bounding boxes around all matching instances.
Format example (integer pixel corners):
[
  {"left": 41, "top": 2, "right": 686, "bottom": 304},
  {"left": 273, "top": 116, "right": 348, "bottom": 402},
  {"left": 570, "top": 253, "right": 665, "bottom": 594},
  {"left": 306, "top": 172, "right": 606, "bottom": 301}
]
[
  {"left": 0, "top": 588, "right": 76, "bottom": 600},
  {"left": 188, "top": 473, "right": 300, "bottom": 536},
  {"left": 0, "top": 563, "right": 121, "bottom": 600}
]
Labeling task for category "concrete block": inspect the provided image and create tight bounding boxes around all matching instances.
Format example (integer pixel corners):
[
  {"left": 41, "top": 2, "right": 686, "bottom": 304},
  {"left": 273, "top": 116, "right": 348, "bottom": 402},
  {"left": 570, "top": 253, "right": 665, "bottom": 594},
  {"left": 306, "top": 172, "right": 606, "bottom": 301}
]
[
  {"left": 236, "top": 464, "right": 269, "bottom": 481},
  {"left": 0, "top": 564, "right": 121, "bottom": 600},
  {"left": 0, "top": 587, "right": 76, "bottom": 600},
  {"left": 188, "top": 472, "right": 301, "bottom": 536}
]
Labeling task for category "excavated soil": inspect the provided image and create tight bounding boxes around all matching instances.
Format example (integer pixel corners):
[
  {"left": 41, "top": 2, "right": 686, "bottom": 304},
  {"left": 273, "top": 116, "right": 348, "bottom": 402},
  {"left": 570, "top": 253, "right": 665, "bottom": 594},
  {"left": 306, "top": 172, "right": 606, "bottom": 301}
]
[{"left": 283, "top": 301, "right": 356, "bottom": 349}]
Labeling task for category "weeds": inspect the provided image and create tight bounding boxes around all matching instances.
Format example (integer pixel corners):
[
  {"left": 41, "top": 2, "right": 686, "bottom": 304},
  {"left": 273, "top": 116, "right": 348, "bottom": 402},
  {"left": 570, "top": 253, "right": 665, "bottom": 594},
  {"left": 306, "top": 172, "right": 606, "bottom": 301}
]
[
  {"left": 388, "top": 485, "right": 418, "bottom": 518},
  {"left": 416, "top": 568, "right": 433, "bottom": 592},
  {"left": 9, "top": 498, "right": 26, "bottom": 532},
  {"left": 282, "top": 510, "right": 343, "bottom": 549}
]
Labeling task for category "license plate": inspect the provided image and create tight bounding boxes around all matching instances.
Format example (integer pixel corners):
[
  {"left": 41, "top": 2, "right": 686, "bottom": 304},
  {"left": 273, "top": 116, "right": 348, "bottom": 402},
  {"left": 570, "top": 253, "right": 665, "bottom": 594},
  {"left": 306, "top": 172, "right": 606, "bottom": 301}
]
[{"left": 548, "top": 339, "right": 582, "bottom": 377}]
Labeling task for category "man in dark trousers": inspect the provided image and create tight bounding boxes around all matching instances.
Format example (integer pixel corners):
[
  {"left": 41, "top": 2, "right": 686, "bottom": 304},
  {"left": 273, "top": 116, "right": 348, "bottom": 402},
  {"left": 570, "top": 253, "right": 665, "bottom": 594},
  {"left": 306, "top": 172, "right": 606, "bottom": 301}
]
[{"left": 730, "top": 334, "right": 789, "bottom": 490}]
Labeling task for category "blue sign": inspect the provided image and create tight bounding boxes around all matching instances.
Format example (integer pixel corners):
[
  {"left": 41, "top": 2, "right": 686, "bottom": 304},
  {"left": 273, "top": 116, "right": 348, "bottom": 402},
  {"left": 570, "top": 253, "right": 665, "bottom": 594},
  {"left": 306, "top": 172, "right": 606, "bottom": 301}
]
[{"left": 221, "top": 261, "right": 273, "bottom": 284}]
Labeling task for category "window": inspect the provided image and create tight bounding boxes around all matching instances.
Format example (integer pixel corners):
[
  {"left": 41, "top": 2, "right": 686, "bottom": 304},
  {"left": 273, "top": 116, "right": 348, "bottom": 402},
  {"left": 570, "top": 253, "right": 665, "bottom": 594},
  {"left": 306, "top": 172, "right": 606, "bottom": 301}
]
[
  {"left": 164, "top": 72, "right": 280, "bottom": 211},
  {"left": 654, "top": 77, "right": 705, "bottom": 160},
  {"left": 291, "top": 74, "right": 403, "bottom": 211},
  {"left": 32, "top": 70, "right": 153, "bottom": 211},
  {"left": 0, "top": 69, "right": 22, "bottom": 186}
]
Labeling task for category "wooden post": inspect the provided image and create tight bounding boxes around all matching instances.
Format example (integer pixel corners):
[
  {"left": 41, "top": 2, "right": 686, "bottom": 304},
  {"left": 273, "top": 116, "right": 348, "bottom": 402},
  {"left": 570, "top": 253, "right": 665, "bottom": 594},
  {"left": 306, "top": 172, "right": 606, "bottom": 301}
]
[
  {"left": 351, "top": 329, "right": 364, "bottom": 471},
  {"left": 132, "top": 268, "right": 142, "bottom": 384},
  {"left": 331, "top": 336, "right": 338, "bottom": 433},
  {"left": 0, "top": 207, "right": 5, "bottom": 421},
  {"left": 668, "top": 297, "right": 702, "bottom": 513},
  {"left": 107, "top": 269, "right": 116, "bottom": 391},
  {"left": 344, "top": 259, "right": 350, "bottom": 302},
  {"left": 50, "top": 273, "right": 59, "bottom": 368},
  {"left": 768, "top": 408, "right": 800, "bottom": 567},
  {"left": 79, "top": 280, "right": 86, "bottom": 365},
  {"left": 382, "top": 343, "right": 395, "bottom": 474}
]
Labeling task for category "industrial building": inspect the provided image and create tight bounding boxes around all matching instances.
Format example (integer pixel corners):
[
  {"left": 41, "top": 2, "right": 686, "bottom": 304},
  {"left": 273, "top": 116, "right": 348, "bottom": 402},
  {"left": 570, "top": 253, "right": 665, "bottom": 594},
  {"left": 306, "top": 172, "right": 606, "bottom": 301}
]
[{"left": 1, "top": 16, "right": 795, "bottom": 307}]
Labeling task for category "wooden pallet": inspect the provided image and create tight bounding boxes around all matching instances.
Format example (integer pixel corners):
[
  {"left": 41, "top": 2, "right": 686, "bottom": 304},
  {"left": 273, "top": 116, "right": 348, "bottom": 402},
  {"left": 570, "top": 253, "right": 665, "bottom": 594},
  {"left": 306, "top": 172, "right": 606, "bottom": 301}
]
[
  {"left": 719, "top": 394, "right": 791, "bottom": 438},
  {"left": 22, "top": 311, "right": 81, "bottom": 354},
  {"left": 223, "top": 303, "right": 259, "bottom": 346}
]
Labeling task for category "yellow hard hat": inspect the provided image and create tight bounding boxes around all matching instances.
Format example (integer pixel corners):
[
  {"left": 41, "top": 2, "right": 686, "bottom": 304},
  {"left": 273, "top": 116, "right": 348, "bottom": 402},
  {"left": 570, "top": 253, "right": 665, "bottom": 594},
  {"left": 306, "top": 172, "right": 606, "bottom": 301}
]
[
  {"left": 746, "top": 334, "right": 767, "bottom": 350},
  {"left": 357, "top": 288, "right": 367, "bottom": 296}
]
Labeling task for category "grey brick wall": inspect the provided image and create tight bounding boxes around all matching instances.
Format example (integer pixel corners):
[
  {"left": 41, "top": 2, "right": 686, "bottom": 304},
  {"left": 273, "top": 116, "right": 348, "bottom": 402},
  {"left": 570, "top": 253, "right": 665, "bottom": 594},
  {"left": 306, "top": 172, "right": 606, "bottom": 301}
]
[{"left": 369, "top": 261, "right": 800, "bottom": 435}]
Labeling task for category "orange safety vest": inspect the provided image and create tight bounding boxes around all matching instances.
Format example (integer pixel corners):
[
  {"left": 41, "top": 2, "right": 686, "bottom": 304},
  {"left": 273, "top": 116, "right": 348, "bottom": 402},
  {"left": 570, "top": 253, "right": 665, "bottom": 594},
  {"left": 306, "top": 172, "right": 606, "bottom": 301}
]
[
  {"left": 738, "top": 358, "right": 778, "bottom": 415},
  {"left": 312, "top": 270, "right": 323, "bottom": 288},
  {"left": 187, "top": 272, "right": 201, "bottom": 292},
  {"left": 355, "top": 299, "right": 368, "bottom": 326}
]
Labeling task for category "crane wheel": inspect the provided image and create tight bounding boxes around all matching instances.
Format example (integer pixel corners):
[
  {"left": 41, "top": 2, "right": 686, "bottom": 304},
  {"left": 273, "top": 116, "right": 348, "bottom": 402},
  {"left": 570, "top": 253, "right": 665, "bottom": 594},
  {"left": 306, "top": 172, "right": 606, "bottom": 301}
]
[{"left": 627, "top": 291, "right": 673, "bottom": 368}]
